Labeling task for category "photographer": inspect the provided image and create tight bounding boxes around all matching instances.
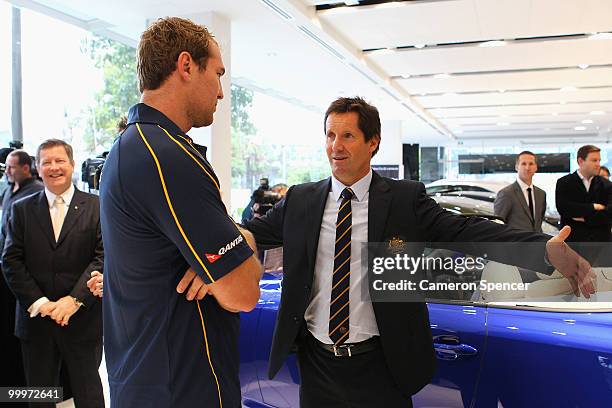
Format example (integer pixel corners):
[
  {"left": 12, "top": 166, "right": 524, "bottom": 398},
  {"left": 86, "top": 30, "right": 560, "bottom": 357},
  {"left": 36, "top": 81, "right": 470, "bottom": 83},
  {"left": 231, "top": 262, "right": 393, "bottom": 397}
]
[{"left": 241, "top": 178, "right": 286, "bottom": 223}]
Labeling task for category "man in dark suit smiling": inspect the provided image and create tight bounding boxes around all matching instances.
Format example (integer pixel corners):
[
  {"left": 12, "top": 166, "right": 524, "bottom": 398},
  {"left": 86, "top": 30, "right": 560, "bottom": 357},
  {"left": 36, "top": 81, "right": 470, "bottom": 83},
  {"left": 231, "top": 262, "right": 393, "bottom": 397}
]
[
  {"left": 2, "top": 139, "right": 104, "bottom": 408},
  {"left": 245, "top": 97, "right": 595, "bottom": 407}
]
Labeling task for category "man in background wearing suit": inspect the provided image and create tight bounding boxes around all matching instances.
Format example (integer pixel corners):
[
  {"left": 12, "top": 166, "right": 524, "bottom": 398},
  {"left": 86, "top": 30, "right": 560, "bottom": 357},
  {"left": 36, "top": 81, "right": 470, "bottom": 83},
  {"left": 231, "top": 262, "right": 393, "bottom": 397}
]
[
  {"left": 495, "top": 151, "right": 546, "bottom": 232},
  {"left": 2, "top": 139, "right": 104, "bottom": 408},
  {"left": 556, "top": 144, "right": 612, "bottom": 242},
  {"left": 245, "top": 97, "right": 595, "bottom": 407},
  {"left": 0, "top": 150, "right": 43, "bottom": 388}
]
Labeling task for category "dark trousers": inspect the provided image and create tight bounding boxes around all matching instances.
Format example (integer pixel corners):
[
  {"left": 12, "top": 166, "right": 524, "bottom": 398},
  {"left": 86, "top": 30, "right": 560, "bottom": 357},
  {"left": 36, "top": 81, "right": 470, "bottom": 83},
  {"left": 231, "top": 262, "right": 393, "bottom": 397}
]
[
  {"left": 297, "top": 333, "right": 413, "bottom": 408},
  {"left": 21, "top": 329, "right": 104, "bottom": 408},
  {"left": 1, "top": 272, "right": 25, "bottom": 388}
]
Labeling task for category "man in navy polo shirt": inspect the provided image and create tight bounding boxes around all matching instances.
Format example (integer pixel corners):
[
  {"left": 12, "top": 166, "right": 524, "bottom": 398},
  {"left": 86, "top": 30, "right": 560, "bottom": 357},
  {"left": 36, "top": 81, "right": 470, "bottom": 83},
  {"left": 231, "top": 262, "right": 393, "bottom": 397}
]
[{"left": 100, "top": 17, "right": 262, "bottom": 408}]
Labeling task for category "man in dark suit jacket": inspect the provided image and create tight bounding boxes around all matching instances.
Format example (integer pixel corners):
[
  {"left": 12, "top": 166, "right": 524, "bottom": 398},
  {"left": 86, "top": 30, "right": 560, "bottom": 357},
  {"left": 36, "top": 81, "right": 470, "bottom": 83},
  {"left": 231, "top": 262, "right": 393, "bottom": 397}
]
[
  {"left": 0, "top": 150, "right": 43, "bottom": 388},
  {"left": 556, "top": 144, "right": 612, "bottom": 242},
  {"left": 245, "top": 97, "right": 595, "bottom": 408},
  {"left": 495, "top": 151, "right": 547, "bottom": 232},
  {"left": 3, "top": 139, "right": 104, "bottom": 408}
]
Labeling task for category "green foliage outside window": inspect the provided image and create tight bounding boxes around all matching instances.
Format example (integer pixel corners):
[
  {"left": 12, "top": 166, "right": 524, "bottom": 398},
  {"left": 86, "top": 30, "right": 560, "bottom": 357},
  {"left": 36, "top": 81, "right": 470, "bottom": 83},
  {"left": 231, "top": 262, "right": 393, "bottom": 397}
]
[{"left": 78, "top": 36, "right": 140, "bottom": 154}]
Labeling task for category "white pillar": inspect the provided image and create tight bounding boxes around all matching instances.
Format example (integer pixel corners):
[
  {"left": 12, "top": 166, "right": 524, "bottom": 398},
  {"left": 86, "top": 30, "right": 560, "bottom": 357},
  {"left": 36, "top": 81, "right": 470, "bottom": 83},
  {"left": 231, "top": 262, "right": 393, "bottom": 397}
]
[
  {"left": 186, "top": 12, "right": 233, "bottom": 208},
  {"left": 372, "top": 120, "right": 404, "bottom": 176}
]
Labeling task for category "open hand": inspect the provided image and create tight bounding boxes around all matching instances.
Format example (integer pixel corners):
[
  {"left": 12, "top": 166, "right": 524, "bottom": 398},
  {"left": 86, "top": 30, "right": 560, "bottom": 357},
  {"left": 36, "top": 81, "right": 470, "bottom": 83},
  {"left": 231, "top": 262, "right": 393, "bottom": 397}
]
[{"left": 546, "top": 226, "right": 597, "bottom": 298}]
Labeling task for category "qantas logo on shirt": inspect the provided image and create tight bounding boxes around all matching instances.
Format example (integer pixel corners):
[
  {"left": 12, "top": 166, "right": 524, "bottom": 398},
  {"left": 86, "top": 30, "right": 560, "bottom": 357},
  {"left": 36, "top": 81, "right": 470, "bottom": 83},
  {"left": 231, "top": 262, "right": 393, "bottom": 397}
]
[
  {"left": 205, "top": 253, "right": 222, "bottom": 263},
  {"left": 205, "top": 235, "right": 245, "bottom": 263}
]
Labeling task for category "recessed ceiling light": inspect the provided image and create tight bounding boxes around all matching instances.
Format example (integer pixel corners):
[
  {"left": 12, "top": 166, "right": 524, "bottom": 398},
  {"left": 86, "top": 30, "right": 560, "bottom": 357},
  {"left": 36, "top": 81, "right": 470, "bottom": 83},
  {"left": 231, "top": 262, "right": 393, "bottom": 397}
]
[
  {"left": 574, "top": 126, "right": 587, "bottom": 131},
  {"left": 324, "top": 5, "right": 358, "bottom": 14},
  {"left": 590, "top": 110, "right": 605, "bottom": 115},
  {"left": 479, "top": 40, "right": 507, "bottom": 48},
  {"left": 374, "top": 1, "right": 403, "bottom": 9},
  {"left": 434, "top": 73, "right": 451, "bottom": 79},
  {"left": 582, "top": 119, "right": 594, "bottom": 124},
  {"left": 368, "top": 48, "right": 395, "bottom": 56},
  {"left": 413, "top": 44, "right": 426, "bottom": 49},
  {"left": 578, "top": 64, "right": 590, "bottom": 69},
  {"left": 497, "top": 122, "right": 510, "bottom": 126},
  {"left": 401, "top": 74, "right": 411, "bottom": 79},
  {"left": 560, "top": 86, "right": 577, "bottom": 92},
  {"left": 344, "top": 0, "right": 360, "bottom": 5},
  {"left": 589, "top": 32, "right": 612, "bottom": 40},
  {"left": 498, "top": 89, "right": 506, "bottom": 93}
]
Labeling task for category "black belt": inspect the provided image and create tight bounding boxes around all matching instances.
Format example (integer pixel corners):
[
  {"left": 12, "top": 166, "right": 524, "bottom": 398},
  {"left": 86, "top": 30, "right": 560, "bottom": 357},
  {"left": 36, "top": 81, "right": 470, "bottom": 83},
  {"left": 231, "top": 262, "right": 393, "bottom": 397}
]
[{"left": 310, "top": 333, "right": 381, "bottom": 357}]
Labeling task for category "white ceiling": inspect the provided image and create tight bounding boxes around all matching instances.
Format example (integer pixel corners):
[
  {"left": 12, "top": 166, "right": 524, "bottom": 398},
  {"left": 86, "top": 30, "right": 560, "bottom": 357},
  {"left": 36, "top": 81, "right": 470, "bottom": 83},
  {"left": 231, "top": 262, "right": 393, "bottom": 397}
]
[{"left": 7, "top": 0, "right": 612, "bottom": 146}]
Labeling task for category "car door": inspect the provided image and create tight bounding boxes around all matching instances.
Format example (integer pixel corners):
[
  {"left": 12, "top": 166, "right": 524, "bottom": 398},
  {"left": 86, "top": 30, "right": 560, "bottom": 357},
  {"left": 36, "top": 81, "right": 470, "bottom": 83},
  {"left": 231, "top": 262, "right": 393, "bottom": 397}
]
[
  {"left": 474, "top": 303, "right": 612, "bottom": 408},
  {"left": 413, "top": 302, "right": 488, "bottom": 407},
  {"left": 252, "top": 273, "right": 300, "bottom": 408}
]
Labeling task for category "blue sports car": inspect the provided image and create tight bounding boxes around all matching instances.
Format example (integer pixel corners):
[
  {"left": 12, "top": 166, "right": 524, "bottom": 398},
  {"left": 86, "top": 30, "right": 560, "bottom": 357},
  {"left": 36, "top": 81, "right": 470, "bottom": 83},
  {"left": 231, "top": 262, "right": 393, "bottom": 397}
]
[
  {"left": 239, "top": 269, "right": 612, "bottom": 408},
  {"left": 239, "top": 195, "right": 612, "bottom": 407}
]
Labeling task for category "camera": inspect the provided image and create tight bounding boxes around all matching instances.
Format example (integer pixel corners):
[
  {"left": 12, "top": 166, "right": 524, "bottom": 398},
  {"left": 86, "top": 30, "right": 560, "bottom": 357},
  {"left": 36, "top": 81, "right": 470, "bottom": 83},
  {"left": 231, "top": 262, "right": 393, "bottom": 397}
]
[
  {"left": 251, "top": 178, "right": 282, "bottom": 217},
  {"left": 81, "top": 152, "right": 108, "bottom": 192}
]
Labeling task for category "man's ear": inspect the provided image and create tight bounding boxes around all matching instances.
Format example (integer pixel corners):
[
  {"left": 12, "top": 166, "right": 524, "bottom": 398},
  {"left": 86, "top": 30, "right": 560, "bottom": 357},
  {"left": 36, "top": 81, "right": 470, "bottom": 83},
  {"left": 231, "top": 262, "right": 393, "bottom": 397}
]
[
  {"left": 370, "top": 135, "right": 380, "bottom": 154},
  {"left": 176, "top": 51, "right": 194, "bottom": 80}
]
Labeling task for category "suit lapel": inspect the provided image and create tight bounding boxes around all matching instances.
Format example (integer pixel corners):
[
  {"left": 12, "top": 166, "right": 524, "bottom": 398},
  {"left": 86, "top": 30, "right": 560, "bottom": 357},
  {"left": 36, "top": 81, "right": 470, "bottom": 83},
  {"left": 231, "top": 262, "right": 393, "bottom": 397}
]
[
  {"left": 305, "top": 178, "right": 331, "bottom": 280},
  {"left": 368, "top": 172, "right": 392, "bottom": 243},
  {"left": 572, "top": 171, "right": 587, "bottom": 194},
  {"left": 56, "top": 189, "right": 87, "bottom": 246},
  {"left": 34, "top": 191, "right": 55, "bottom": 248},
  {"left": 512, "top": 181, "right": 533, "bottom": 222},
  {"left": 535, "top": 188, "right": 545, "bottom": 225}
]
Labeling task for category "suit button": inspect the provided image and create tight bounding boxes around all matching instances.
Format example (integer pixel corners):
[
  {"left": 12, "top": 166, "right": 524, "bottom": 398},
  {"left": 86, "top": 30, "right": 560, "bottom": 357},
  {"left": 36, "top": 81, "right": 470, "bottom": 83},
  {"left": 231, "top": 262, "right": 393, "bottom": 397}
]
[
  {"left": 293, "top": 316, "right": 300, "bottom": 323},
  {"left": 304, "top": 285, "right": 310, "bottom": 290}
]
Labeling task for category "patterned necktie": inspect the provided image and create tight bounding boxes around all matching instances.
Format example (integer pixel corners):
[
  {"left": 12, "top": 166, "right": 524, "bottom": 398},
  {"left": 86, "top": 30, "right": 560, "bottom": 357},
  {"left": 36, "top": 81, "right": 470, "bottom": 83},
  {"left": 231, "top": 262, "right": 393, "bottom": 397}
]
[
  {"left": 52, "top": 196, "right": 66, "bottom": 241},
  {"left": 329, "top": 187, "right": 354, "bottom": 345}
]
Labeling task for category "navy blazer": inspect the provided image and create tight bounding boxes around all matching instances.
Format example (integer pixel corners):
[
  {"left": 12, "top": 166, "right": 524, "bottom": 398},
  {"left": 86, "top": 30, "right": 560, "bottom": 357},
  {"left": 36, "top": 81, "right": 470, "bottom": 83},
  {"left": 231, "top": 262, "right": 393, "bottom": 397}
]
[{"left": 246, "top": 172, "right": 551, "bottom": 397}]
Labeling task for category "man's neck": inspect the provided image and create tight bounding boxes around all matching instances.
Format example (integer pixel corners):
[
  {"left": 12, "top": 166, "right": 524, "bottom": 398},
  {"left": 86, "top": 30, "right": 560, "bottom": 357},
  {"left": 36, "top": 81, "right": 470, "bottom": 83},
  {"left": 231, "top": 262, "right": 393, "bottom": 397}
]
[
  {"left": 578, "top": 169, "right": 593, "bottom": 181},
  {"left": 518, "top": 175, "right": 533, "bottom": 186},
  {"left": 48, "top": 184, "right": 71, "bottom": 197},
  {"left": 141, "top": 90, "right": 191, "bottom": 133}
]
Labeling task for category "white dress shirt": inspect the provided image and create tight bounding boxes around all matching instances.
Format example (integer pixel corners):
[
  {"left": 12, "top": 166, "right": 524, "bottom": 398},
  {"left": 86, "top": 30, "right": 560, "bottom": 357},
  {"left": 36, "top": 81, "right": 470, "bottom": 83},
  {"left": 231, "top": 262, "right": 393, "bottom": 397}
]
[
  {"left": 577, "top": 170, "right": 593, "bottom": 192},
  {"left": 28, "top": 184, "right": 75, "bottom": 317},
  {"left": 516, "top": 177, "right": 535, "bottom": 218},
  {"left": 305, "top": 169, "right": 380, "bottom": 344}
]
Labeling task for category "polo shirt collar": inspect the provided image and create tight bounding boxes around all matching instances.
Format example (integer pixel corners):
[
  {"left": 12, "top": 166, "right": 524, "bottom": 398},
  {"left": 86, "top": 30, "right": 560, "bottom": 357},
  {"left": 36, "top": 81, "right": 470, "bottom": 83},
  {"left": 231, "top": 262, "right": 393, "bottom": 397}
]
[{"left": 127, "top": 103, "right": 191, "bottom": 142}]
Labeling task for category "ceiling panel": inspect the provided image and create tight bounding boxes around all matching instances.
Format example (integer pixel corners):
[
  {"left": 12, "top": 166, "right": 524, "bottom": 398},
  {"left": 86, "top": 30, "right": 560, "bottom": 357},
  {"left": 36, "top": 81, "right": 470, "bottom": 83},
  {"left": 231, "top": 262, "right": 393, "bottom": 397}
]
[
  {"left": 369, "top": 38, "right": 612, "bottom": 76},
  {"left": 416, "top": 88, "right": 612, "bottom": 108},
  {"left": 317, "top": 0, "right": 612, "bottom": 50},
  {"left": 430, "top": 101, "right": 612, "bottom": 117},
  {"left": 396, "top": 66, "right": 612, "bottom": 94}
]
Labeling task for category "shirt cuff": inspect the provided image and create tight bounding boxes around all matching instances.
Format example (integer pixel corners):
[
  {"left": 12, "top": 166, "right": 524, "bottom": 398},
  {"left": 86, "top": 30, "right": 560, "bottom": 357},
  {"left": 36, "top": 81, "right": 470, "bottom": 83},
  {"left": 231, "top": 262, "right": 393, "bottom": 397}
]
[{"left": 28, "top": 297, "right": 50, "bottom": 317}]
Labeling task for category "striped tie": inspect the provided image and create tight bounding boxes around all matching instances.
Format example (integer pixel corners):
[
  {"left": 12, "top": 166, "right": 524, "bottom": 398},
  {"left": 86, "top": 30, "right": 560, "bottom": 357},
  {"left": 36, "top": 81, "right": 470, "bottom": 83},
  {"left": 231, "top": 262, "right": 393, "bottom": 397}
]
[{"left": 329, "top": 187, "right": 354, "bottom": 345}]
